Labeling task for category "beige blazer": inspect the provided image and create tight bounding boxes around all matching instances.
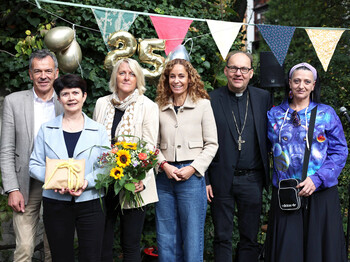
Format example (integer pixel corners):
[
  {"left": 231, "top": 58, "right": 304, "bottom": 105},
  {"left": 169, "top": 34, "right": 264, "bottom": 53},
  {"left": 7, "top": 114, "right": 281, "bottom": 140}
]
[
  {"left": 157, "top": 96, "right": 218, "bottom": 177},
  {"left": 93, "top": 94, "right": 159, "bottom": 208}
]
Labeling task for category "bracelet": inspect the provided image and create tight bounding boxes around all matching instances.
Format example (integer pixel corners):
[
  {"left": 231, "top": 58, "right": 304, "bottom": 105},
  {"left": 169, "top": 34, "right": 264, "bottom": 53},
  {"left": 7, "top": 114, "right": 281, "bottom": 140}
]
[{"left": 159, "top": 160, "right": 168, "bottom": 170}]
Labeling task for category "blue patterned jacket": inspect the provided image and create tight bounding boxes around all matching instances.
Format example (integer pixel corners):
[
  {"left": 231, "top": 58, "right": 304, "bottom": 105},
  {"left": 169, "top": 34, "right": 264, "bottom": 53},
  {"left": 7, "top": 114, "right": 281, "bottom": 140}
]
[{"left": 268, "top": 99, "right": 348, "bottom": 189}]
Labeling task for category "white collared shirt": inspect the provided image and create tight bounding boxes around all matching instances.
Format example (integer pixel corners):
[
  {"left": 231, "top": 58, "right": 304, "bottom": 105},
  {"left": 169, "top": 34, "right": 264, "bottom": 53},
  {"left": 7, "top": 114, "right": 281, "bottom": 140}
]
[{"left": 33, "top": 89, "right": 56, "bottom": 140}]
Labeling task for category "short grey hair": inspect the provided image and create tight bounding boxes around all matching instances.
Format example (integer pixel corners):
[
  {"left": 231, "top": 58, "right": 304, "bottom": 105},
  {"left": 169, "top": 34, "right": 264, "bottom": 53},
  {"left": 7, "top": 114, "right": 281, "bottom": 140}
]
[
  {"left": 109, "top": 58, "right": 146, "bottom": 95},
  {"left": 226, "top": 51, "right": 253, "bottom": 68},
  {"left": 29, "top": 49, "right": 58, "bottom": 71}
]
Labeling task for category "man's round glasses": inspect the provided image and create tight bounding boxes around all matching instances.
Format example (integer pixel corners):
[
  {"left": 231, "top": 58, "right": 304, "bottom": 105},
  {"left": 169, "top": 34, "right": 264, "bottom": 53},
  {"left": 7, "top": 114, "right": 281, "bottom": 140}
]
[{"left": 226, "top": 65, "right": 252, "bottom": 74}]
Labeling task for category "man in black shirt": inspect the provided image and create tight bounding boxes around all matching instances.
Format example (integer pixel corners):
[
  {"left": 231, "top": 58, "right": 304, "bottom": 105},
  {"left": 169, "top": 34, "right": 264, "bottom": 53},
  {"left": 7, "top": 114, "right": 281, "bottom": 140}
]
[{"left": 206, "top": 51, "right": 271, "bottom": 262}]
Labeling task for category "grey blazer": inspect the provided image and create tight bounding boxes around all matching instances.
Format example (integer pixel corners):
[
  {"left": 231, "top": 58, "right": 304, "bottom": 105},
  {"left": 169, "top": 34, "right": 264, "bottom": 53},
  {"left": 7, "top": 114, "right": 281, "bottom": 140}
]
[{"left": 0, "top": 89, "right": 63, "bottom": 204}]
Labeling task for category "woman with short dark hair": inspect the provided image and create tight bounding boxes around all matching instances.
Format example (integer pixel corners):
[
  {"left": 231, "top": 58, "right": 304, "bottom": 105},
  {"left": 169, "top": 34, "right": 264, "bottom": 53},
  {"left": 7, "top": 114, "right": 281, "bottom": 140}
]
[{"left": 29, "top": 74, "right": 109, "bottom": 262}]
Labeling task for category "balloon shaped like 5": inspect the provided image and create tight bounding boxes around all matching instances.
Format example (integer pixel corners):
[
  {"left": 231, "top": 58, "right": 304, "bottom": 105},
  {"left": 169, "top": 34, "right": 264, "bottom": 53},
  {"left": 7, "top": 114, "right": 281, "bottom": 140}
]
[
  {"left": 104, "top": 31, "right": 137, "bottom": 73},
  {"left": 44, "top": 26, "right": 82, "bottom": 73},
  {"left": 138, "top": 38, "right": 165, "bottom": 78}
]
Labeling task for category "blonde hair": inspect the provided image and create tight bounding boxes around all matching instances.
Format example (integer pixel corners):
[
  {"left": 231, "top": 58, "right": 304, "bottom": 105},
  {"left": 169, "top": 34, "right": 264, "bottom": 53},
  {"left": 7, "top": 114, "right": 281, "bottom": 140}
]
[
  {"left": 156, "top": 59, "right": 209, "bottom": 108},
  {"left": 109, "top": 58, "right": 146, "bottom": 94}
]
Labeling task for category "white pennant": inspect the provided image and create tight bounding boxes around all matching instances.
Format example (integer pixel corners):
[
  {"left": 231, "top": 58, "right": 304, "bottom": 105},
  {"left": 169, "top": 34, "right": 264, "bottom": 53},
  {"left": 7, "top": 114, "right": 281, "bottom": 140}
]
[{"left": 207, "top": 20, "right": 242, "bottom": 59}]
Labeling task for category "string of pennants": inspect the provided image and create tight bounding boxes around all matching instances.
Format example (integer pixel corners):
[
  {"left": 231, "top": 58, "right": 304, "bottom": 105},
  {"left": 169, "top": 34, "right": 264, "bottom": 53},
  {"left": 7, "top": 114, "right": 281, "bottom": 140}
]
[{"left": 35, "top": 0, "right": 349, "bottom": 71}]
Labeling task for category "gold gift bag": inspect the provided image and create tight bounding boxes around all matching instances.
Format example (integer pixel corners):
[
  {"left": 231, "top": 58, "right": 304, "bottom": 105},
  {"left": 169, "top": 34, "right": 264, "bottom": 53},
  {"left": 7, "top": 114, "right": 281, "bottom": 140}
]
[{"left": 43, "top": 157, "right": 85, "bottom": 190}]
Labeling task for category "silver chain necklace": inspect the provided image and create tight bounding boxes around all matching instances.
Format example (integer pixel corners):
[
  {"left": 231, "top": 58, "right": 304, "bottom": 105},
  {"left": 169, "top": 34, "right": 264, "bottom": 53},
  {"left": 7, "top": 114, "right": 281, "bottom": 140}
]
[{"left": 231, "top": 91, "right": 249, "bottom": 151}]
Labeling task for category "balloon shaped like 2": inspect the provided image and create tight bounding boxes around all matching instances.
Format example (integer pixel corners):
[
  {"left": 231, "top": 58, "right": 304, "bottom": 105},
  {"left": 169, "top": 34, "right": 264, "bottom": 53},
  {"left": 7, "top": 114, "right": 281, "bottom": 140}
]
[{"left": 104, "top": 31, "right": 137, "bottom": 74}]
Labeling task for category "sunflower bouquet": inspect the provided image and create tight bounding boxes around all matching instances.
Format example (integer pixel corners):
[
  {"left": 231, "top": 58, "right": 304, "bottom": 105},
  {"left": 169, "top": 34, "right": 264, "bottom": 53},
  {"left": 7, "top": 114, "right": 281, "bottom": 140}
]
[{"left": 94, "top": 136, "right": 159, "bottom": 209}]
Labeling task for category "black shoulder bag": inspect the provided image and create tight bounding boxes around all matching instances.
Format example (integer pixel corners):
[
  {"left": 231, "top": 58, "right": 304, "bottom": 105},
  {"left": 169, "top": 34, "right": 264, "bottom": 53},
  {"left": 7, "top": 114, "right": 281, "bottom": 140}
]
[{"left": 278, "top": 106, "right": 317, "bottom": 211}]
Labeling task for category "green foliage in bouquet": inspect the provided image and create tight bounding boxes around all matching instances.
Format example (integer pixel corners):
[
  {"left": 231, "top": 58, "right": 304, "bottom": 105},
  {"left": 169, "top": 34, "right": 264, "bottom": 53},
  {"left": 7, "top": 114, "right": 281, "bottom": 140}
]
[{"left": 95, "top": 136, "right": 159, "bottom": 209}]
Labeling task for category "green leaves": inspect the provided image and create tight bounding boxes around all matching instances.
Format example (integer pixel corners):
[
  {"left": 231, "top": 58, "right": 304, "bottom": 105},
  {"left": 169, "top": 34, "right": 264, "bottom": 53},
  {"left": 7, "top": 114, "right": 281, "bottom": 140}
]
[
  {"left": 124, "top": 182, "right": 135, "bottom": 192},
  {"left": 27, "top": 17, "right": 41, "bottom": 27}
]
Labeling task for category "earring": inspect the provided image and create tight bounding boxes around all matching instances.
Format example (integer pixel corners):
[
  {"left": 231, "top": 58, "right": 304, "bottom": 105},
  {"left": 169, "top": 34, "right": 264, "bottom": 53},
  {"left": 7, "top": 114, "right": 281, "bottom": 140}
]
[{"left": 289, "top": 90, "right": 293, "bottom": 100}]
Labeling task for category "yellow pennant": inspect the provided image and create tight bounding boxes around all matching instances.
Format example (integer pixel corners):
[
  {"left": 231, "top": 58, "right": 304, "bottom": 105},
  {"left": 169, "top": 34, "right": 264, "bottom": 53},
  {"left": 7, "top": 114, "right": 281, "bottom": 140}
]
[{"left": 306, "top": 29, "right": 344, "bottom": 71}]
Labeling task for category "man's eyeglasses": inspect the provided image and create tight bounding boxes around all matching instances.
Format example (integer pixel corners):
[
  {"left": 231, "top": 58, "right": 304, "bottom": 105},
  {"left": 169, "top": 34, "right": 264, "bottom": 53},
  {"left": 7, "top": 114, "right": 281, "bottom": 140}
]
[
  {"left": 291, "top": 110, "right": 301, "bottom": 127},
  {"left": 226, "top": 66, "right": 252, "bottom": 74}
]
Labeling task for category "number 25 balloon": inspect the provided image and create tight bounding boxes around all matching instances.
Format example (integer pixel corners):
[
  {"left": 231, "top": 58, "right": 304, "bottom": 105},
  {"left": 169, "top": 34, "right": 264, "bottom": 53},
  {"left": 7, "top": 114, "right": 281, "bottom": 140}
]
[{"left": 104, "top": 30, "right": 166, "bottom": 78}]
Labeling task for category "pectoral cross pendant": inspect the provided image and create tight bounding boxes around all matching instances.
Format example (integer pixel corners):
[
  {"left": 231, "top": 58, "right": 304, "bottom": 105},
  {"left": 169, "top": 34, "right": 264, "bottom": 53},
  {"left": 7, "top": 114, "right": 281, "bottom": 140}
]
[{"left": 237, "top": 135, "right": 245, "bottom": 151}]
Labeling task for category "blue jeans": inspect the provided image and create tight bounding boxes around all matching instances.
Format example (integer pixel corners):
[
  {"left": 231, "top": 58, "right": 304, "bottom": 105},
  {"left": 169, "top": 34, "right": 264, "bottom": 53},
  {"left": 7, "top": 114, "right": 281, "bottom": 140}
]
[{"left": 155, "top": 162, "right": 207, "bottom": 262}]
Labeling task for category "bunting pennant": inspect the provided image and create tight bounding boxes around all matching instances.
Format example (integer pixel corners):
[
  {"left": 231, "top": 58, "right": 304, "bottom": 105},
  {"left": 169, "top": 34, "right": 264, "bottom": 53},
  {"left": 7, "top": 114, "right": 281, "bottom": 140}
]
[
  {"left": 257, "top": 24, "right": 295, "bottom": 66},
  {"left": 207, "top": 20, "right": 242, "bottom": 59},
  {"left": 92, "top": 8, "right": 138, "bottom": 50},
  {"left": 150, "top": 16, "right": 192, "bottom": 55},
  {"left": 305, "top": 29, "right": 344, "bottom": 71},
  {"left": 36, "top": 0, "right": 349, "bottom": 71}
]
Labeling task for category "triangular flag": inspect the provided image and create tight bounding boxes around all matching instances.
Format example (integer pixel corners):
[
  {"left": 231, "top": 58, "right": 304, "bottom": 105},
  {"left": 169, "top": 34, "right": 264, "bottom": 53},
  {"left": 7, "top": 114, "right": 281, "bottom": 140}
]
[
  {"left": 150, "top": 16, "right": 192, "bottom": 55},
  {"left": 305, "top": 29, "right": 344, "bottom": 71},
  {"left": 207, "top": 20, "right": 242, "bottom": 59},
  {"left": 92, "top": 8, "right": 138, "bottom": 50},
  {"left": 257, "top": 24, "right": 295, "bottom": 66}
]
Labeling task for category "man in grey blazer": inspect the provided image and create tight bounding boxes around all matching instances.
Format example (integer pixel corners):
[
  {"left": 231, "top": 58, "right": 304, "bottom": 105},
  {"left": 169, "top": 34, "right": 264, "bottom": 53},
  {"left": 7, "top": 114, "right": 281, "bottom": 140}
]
[{"left": 0, "top": 49, "right": 63, "bottom": 261}]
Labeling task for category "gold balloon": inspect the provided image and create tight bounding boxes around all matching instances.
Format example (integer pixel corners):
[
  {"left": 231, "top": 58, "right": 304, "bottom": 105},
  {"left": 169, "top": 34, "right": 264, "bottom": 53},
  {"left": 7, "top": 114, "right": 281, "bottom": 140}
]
[
  {"left": 44, "top": 26, "right": 74, "bottom": 52},
  {"left": 138, "top": 38, "right": 165, "bottom": 78},
  {"left": 104, "top": 31, "right": 137, "bottom": 73},
  {"left": 56, "top": 39, "right": 82, "bottom": 73}
]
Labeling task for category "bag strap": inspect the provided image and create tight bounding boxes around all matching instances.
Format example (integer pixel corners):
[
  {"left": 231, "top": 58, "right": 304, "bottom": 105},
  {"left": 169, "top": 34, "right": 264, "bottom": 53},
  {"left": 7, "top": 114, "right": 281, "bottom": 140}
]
[{"left": 301, "top": 106, "right": 317, "bottom": 180}]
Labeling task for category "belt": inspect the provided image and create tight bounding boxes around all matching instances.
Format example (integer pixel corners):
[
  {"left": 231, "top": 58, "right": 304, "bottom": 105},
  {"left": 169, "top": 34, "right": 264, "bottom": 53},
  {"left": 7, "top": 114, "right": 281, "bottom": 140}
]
[
  {"left": 234, "top": 169, "right": 261, "bottom": 176},
  {"left": 168, "top": 160, "right": 193, "bottom": 165}
]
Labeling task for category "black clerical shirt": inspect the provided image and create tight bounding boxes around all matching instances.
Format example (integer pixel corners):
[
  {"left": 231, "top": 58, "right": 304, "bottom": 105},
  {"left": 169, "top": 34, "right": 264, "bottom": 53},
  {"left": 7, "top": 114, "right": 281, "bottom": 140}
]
[{"left": 228, "top": 89, "right": 263, "bottom": 170}]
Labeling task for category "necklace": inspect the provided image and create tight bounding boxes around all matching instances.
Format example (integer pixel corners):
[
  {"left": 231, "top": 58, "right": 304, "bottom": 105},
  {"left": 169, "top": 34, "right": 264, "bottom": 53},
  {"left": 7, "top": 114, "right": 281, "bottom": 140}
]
[{"left": 231, "top": 91, "right": 249, "bottom": 151}]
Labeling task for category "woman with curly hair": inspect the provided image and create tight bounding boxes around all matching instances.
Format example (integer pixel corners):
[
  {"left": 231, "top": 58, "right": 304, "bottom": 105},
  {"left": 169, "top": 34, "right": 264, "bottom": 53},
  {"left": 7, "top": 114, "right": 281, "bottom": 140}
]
[{"left": 155, "top": 58, "right": 218, "bottom": 261}]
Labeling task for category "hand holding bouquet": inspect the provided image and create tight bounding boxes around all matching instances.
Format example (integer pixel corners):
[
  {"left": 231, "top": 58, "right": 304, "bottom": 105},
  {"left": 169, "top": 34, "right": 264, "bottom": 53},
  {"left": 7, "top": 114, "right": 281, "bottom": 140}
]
[{"left": 95, "top": 136, "right": 158, "bottom": 209}]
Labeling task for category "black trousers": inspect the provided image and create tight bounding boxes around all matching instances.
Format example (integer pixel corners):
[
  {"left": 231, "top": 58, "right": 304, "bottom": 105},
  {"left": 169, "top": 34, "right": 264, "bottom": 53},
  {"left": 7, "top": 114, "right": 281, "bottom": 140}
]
[
  {"left": 265, "top": 186, "right": 347, "bottom": 262},
  {"left": 210, "top": 171, "right": 263, "bottom": 262},
  {"left": 101, "top": 191, "right": 147, "bottom": 262},
  {"left": 43, "top": 197, "right": 106, "bottom": 262}
]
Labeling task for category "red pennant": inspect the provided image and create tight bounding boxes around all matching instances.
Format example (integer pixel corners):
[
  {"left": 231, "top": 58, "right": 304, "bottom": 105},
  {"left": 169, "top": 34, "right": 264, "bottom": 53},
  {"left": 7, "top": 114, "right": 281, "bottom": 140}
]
[{"left": 150, "top": 16, "right": 192, "bottom": 55}]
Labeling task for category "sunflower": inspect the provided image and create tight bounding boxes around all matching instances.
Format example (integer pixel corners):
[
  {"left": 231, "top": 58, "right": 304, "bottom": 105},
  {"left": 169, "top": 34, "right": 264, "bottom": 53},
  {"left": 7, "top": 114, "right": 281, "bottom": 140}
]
[
  {"left": 110, "top": 166, "right": 124, "bottom": 180},
  {"left": 123, "top": 142, "right": 137, "bottom": 150},
  {"left": 114, "top": 141, "right": 126, "bottom": 148},
  {"left": 116, "top": 149, "right": 131, "bottom": 168}
]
